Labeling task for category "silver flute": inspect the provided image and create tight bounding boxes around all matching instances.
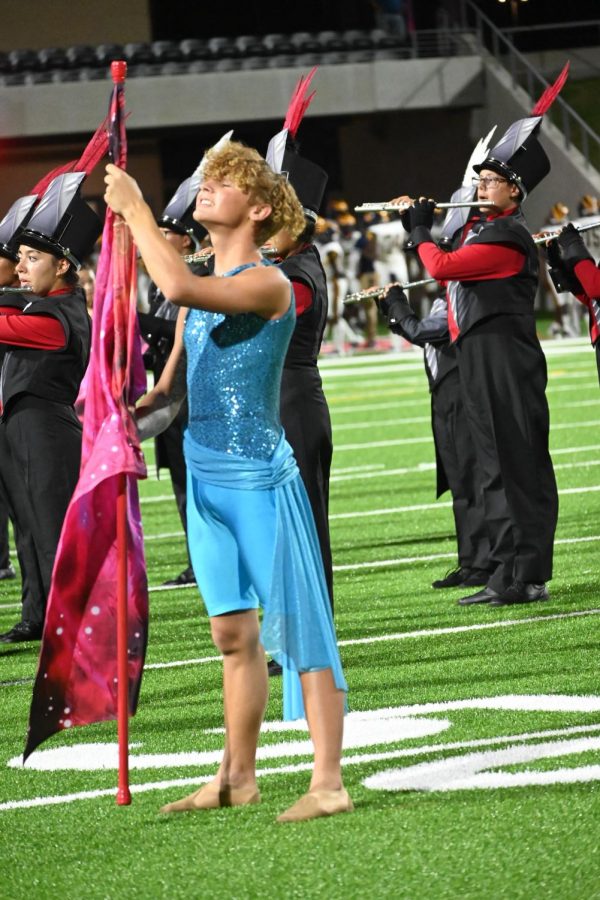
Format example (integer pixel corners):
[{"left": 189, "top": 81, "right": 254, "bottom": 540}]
[
  {"left": 343, "top": 219, "right": 600, "bottom": 305},
  {"left": 533, "top": 218, "right": 600, "bottom": 245},
  {"left": 183, "top": 245, "right": 279, "bottom": 264},
  {"left": 0, "top": 286, "right": 33, "bottom": 293},
  {"left": 355, "top": 201, "right": 496, "bottom": 213},
  {"left": 344, "top": 277, "right": 436, "bottom": 305}
]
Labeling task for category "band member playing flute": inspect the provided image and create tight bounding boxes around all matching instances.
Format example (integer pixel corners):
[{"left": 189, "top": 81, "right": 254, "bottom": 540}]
[{"left": 398, "top": 106, "right": 561, "bottom": 608}]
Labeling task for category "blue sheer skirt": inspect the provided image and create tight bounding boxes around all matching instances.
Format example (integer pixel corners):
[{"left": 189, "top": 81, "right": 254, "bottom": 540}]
[{"left": 184, "top": 430, "right": 347, "bottom": 719}]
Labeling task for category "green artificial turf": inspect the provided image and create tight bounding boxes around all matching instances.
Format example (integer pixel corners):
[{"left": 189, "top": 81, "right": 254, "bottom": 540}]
[{"left": 1, "top": 339, "right": 599, "bottom": 899}]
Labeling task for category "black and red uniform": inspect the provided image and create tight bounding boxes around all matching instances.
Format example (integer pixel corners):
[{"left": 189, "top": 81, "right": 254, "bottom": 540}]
[
  {"left": 573, "top": 259, "right": 600, "bottom": 384},
  {"left": 0, "top": 288, "right": 91, "bottom": 627},
  {"left": 384, "top": 293, "right": 491, "bottom": 579},
  {"left": 413, "top": 208, "right": 559, "bottom": 593},
  {"left": 278, "top": 243, "right": 334, "bottom": 606}
]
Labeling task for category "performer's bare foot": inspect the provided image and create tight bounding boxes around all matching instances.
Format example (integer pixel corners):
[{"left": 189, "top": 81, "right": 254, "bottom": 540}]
[
  {"left": 276, "top": 788, "right": 353, "bottom": 823},
  {"left": 160, "top": 780, "right": 260, "bottom": 813}
]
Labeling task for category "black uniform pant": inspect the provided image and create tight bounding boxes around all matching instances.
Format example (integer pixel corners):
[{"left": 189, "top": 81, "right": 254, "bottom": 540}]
[
  {"left": 0, "top": 423, "right": 41, "bottom": 608},
  {"left": 3, "top": 395, "right": 82, "bottom": 626},
  {"left": 456, "top": 315, "right": 558, "bottom": 592},
  {"left": 0, "top": 496, "right": 9, "bottom": 570},
  {"left": 281, "top": 367, "right": 334, "bottom": 608},
  {"left": 156, "top": 406, "right": 192, "bottom": 567},
  {"left": 431, "top": 369, "right": 490, "bottom": 572}
]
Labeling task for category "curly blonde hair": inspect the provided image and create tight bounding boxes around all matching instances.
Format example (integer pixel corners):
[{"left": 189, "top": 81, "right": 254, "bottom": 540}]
[{"left": 200, "top": 141, "right": 305, "bottom": 245}]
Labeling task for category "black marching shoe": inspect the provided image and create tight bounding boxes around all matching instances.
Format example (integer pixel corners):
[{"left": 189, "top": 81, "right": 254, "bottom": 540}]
[
  {"left": 432, "top": 567, "right": 467, "bottom": 589},
  {"left": 489, "top": 581, "right": 549, "bottom": 607},
  {"left": 0, "top": 621, "right": 43, "bottom": 643},
  {"left": 0, "top": 563, "right": 16, "bottom": 580},
  {"left": 161, "top": 566, "right": 196, "bottom": 587},
  {"left": 432, "top": 567, "right": 490, "bottom": 589},
  {"left": 457, "top": 586, "right": 500, "bottom": 606}
]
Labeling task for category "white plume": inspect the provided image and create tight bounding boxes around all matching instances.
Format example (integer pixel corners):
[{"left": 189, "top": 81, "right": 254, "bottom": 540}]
[
  {"left": 461, "top": 125, "right": 497, "bottom": 187},
  {"left": 195, "top": 129, "right": 234, "bottom": 178}
]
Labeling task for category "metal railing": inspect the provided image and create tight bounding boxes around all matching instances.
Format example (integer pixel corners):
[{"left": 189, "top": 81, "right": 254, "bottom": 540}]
[{"left": 461, "top": 0, "right": 600, "bottom": 171}]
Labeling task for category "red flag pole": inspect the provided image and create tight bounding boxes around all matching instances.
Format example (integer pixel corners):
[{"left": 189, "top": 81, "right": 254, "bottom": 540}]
[
  {"left": 110, "top": 59, "right": 132, "bottom": 806},
  {"left": 116, "top": 472, "right": 131, "bottom": 805}
]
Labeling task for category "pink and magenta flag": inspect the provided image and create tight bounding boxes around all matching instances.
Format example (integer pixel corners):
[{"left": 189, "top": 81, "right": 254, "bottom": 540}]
[{"left": 25, "top": 66, "right": 148, "bottom": 760}]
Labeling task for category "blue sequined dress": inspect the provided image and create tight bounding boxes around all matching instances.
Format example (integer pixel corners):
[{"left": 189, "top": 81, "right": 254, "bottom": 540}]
[{"left": 182, "top": 262, "right": 347, "bottom": 718}]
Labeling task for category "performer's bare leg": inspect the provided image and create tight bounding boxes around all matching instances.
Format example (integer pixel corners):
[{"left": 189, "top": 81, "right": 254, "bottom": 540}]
[
  {"left": 161, "top": 616, "right": 352, "bottom": 821},
  {"left": 303, "top": 669, "right": 344, "bottom": 790},
  {"left": 277, "top": 668, "right": 352, "bottom": 822},
  {"left": 160, "top": 610, "right": 266, "bottom": 812}
]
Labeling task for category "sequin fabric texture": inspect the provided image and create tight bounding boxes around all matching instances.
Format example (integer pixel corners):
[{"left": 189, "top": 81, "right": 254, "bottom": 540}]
[{"left": 183, "top": 265, "right": 295, "bottom": 460}]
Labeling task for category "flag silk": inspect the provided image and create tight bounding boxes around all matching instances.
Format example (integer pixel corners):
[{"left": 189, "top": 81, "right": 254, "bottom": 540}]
[{"left": 25, "top": 80, "right": 149, "bottom": 761}]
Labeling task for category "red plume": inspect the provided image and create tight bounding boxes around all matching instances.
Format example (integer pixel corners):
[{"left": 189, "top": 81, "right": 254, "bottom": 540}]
[
  {"left": 530, "top": 61, "right": 570, "bottom": 116},
  {"left": 72, "top": 115, "right": 110, "bottom": 177},
  {"left": 283, "top": 67, "right": 318, "bottom": 139},
  {"left": 28, "top": 116, "right": 110, "bottom": 199}
]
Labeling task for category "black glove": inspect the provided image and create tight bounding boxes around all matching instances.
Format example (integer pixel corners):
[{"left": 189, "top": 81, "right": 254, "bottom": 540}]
[
  {"left": 556, "top": 223, "right": 594, "bottom": 270},
  {"left": 377, "top": 295, "right": 391, "bottom": 317},
  {"left": 383, "top": 285, "right": 411, "bottom": 324},
  {"left": 399, "top": 207, "right": 412, "bottom": 234},
  {"left": 545, "top": 239, "right": 583, "bottom": 294},
  {"left": 409, "top": 199, "right": 436, "bottom": 231},
  {"left": 545, "top": 238, "right": 562, "bottom": 270}
]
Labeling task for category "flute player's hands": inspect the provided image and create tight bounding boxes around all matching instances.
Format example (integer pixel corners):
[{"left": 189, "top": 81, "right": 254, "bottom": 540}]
[{"left": 388, "top": 195, "right": 414, "bottom": 233}]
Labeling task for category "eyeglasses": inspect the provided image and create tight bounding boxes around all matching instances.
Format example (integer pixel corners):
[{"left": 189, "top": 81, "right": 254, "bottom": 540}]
[{"left": 472, "top": 176, "right": 508, "bottom": 188}]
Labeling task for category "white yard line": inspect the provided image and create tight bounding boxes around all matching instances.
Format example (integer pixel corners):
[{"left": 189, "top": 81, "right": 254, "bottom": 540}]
[
  {"left": 334, "top": 416, "right": 431, "bottom": 431},
  {"left": 332, "top": 423, "right": 600, "bottom": 453},
  {"left": 331, "top": 487, "right": 600, "bottom": 520},
  {"left": 332, "top": 534, "right": 600, "bottom": 571},
  {"left": 2, "top": 720, "right": 599, "bottom": 811},
  {"left": 331, "top": 458, "right": 600, "bottom": 485},
  {"left": 547, "top": 382, "right": 598, "bottom": 393}
]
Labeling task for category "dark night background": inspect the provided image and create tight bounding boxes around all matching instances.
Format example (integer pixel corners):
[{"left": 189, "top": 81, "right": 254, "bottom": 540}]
[
  {"left": 148, "top": 0, "right": 600, "bottom": 204},
  {"left": 149, "top": 1, "right": 600, "bottom": 39}
]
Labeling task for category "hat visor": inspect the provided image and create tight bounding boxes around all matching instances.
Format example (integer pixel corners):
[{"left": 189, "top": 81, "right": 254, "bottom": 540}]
[
  {"left": 18, "top": 230, "right": 66, "bottom": 259},
  {"left": 473, "top": 159, "right": 513, "bottom": 180},
  {"left": 0, "top": 244, "right": 18, "bottom": 263}
]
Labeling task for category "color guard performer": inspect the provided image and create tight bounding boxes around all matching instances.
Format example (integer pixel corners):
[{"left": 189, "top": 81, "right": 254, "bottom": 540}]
[{"left": 104, "top": 139, "right": 351, "bottom": 822}]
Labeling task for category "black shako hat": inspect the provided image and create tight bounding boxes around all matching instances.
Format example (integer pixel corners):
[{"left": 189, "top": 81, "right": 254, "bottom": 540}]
[
  {"left": 473, "top": 62, "right": 570, "bottom": 201},
  {"left": 473, "top": 117, "right": 549, "bottom": 201},
  {"left": 19, "top": 172, "right": 102, "bottom": 269},
  {"left": 266, "top": 68, "right": 328, "bottom": 222},
  {"left": 157, "top": 172, "right": 207, "bottom": 249},
  {"left": 0, "top": 195, "right": 38, "bottom": 262},
  {"left": 281, "top": 145, "right": 328, "bottom": 222}
]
